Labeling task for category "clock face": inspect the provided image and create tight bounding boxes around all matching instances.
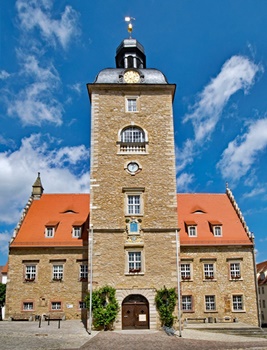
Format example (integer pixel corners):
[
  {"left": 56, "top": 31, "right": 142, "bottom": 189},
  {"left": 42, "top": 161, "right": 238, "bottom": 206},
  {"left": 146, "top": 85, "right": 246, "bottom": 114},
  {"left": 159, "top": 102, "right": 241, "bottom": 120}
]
[
  {"left": 124, "top": 70, "right": 140, "bottom": 83},
  {"left": 127, "top": 162, "right": 139, "bottom": 173}
]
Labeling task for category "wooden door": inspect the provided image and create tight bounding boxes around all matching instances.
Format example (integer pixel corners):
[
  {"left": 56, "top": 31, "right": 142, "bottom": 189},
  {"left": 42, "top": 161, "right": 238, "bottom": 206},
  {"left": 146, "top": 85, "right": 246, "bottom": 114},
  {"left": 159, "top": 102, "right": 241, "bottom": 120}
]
[{"left": 122, "top": 296, "right": 149, "bottom": 329}]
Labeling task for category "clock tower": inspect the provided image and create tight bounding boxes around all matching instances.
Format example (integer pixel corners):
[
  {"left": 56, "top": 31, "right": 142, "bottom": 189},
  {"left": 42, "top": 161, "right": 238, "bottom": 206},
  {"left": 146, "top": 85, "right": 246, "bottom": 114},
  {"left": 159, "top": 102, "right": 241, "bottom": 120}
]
[{"left": 87, "top": 36, "right": 179, "bottom": 330}]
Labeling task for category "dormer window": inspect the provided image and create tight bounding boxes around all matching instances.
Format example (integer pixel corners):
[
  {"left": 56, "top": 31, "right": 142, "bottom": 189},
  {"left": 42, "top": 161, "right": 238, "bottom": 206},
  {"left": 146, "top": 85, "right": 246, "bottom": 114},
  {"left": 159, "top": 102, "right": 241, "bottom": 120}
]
[
  {"left": 185, "top": 221, "right": 197, "bottom": 237},
  {"left": 45, "top": 221, "right": 58, "bottom": 238},
  {"left": 45, "top": 227, "right": 55, "bottom": 238},
  {"left": 209, "top": 221, "right": 222, "bottom": 237},
  {"left": 214, "top": 226, "right": 222, "bottom": 237},
  {"left": 72, "top": 226, "right": 82, "bottom": 238}
]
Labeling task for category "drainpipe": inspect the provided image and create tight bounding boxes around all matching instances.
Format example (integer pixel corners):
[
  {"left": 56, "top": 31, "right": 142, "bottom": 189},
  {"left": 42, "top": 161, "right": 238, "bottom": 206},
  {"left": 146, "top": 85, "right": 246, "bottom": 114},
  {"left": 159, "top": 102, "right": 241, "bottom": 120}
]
[
  {"left": 175, "top": 229, "right": 182, "bottom": 337},
  {"left": 88, "top": 225, "right": 94, "bottom": 334},
  {"left": 251, "top": 233, "right": 261, "bottom": 328}
]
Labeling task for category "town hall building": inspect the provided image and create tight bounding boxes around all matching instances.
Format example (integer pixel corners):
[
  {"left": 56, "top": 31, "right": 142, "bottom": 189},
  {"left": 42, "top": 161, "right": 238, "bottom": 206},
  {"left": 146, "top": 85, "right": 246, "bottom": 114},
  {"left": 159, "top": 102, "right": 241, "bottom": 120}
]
[{"left": 4, "top": 32, "right": 259, "bottom": 329}]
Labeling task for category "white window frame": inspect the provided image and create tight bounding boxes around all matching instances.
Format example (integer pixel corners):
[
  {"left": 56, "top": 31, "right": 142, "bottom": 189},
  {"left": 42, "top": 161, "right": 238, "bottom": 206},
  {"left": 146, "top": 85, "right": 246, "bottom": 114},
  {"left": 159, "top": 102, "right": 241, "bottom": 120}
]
[
  {"left": 180, "top": 263, "right": 191, "bottom": 280},
  {"left": 205, "top": 295, "right": 216, "bottom": 311},
  {"left": 126, "top": 97, "right": 138, "bottom": 112},
  {"left": 53, "top": 264, "right": 63, "bottom": 280},
  {"left": 23, "top": 302, "right": 34, "bottom": 310},
  {"left": 51, "top": 301, "right": 62, "bottom": 310},
  {"left": 230, "top": 262, "right": 241, "bottom": 279},
  {"left": 25, "top": 265, "right": 36, "bottom": 281},
  {"left": 232, "top": 295, "right": 244, "bottom": 311},
  {"left": 182, "top": 295, "right": 193, "bottom": 311},
  {"left": 80, "top": 264, "right": 88, "bottom": 280},
  {"left": 127, "top": 250, "right": 142, "bottom": 273},
  {"left": 204, "top": 263, "right": 215, "bottom": 280},
  {"left": 123, "top": 188, "right": 144, "bottom": 217},
  {"left": 118, "top": 126, "right": 148, "bottom": 154},
  {"left": 45, "top": 226, "right": 55, "bottom": 238},
  {"left": 213, "top": 225, "right": 222, "bottom": 237},
  {"left": 72, "top": 226, "right": 82, "bottom": 238},
  {"left": 188, "top": 226, "right": 197, "bottom": 237}
]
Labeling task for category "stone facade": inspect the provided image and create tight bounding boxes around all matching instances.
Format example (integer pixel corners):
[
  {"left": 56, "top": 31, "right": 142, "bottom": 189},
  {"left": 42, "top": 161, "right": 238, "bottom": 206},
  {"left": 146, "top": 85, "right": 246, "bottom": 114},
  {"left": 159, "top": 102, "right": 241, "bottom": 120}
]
[
  {"left": 180, "top": 246, "right": 258, "bottom": 326},
  {"left": 5, "top": 247, "right": 88, "bottom": 320},
  {"left": 88, "top": 83, "right": 179, "bottom": 329}
]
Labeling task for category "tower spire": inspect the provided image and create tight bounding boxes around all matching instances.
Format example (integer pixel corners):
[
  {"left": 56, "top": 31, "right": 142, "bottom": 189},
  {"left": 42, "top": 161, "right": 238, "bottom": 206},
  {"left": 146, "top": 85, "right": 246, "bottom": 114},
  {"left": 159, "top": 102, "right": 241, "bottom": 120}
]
[{"left": 32, "top": 172, "right": 44, "bottom": 199}]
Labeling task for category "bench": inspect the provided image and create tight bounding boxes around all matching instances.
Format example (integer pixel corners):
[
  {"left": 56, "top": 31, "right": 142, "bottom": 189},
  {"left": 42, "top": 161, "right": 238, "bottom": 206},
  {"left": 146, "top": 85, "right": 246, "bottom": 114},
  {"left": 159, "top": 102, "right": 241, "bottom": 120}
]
[
  {"left": 185, "top": 317, "right": 207, "bottom": 324},
  {"left": 10, "top": 314, "right": 34, "bottom": 321},
  {"left": 44, "top": 313, "right": 65, "bottom": 328}
]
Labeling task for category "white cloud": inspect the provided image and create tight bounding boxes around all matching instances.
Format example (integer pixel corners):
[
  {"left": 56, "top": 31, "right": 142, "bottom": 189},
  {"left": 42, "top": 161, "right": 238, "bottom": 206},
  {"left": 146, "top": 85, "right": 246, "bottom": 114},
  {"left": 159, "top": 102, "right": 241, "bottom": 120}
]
[
  {"left": 0, "top": 134, "right": 89, "bottom": 225},
  {"left": 69, "top": 83, "right": 82, "bottom": 94},
  {"left": 16, "top": 0, "right": 79, "bottom": 50},
  {"left": 176, "top": 55, "right": 261, "bottom": 180},
  {"left": 184, "top": 56, "right": 261, "bottom": 142},
  {"left": 0, "top": 231, "right": 12, "bottom": 255},
  {"left": 6, "top": 55, "right": 63, "bottom": 125},
  {"left": 243, "top": 187, "right": 266, "bottom": 199},
  {"left": 0, "top": 70, "right": 10, "bottom": 80},
  {"left": 176, "top": 172, "right": 194, "bottom": 192},
  {"left": 217, "top": 118, "right": 267, "bottom": 181}
]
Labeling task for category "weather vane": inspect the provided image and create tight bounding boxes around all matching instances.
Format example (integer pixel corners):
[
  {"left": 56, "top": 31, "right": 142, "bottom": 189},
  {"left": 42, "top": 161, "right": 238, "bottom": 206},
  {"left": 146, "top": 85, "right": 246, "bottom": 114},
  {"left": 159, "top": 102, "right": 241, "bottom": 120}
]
[{"left": 125, "top": 16, "right": 135, "bottom": 39}]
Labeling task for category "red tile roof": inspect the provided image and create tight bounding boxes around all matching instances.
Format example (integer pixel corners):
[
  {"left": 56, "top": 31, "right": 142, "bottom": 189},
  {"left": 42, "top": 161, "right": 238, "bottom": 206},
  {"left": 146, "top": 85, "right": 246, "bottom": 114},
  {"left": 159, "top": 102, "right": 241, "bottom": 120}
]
[
  {"left": 2, "top": 262, "right": 8, "bottom": 273},
  {"left": 177, "top": 193, "right": 252, "bottom": 246},
  {"left": 11, "top": 194, "right": 89, "bottom": 247},
  {"left": 257, "top": 260, "right": 267, "bottom": 285},
  {"left": 10, "top": 192, "right": 252, "bottom": 248}
]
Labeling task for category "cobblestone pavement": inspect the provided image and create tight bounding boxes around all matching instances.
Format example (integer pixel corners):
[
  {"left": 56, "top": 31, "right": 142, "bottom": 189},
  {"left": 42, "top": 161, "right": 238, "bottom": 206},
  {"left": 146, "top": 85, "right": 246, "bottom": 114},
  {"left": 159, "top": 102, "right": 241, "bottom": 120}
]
[{"left": 0, "top": 321, "right": 267, "bottom": 350}]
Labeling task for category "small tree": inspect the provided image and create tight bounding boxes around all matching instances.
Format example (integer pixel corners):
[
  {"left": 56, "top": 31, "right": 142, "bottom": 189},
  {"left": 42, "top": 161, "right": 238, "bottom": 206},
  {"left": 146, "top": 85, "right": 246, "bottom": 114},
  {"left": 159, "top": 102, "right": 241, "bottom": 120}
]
[
  {"left": 155, "top": 286, "right": 177, "bottom": 327},
  {"left": 0, "top": 283, "right": 6, "bottom": 321},
  {"left": 85, "top": 285, "right": 119, "bottom": 330}
]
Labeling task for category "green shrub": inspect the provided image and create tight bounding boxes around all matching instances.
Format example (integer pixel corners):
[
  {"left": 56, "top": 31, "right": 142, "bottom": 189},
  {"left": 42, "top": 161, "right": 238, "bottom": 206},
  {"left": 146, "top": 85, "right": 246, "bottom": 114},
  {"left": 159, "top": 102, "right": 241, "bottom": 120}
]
[{"left": 155, "top": 286, "right": 177, "bottom": 327}]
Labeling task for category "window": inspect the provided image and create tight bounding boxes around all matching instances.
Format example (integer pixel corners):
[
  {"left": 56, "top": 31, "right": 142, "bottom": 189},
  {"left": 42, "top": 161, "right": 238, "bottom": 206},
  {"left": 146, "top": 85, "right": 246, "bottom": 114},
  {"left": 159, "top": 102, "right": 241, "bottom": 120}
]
[
  {"left": 214, "top": 226, "right": 222, "bottom": 237},
  {"left": 232, "top": 295, "right": 244, "bottom": 311},
  {"left": 182, "top": 296, "right": 193, "bottom": 311},
  {"left": 79, "top": 301, "right": 86, "bottom": 309},
  {"left": 80, "top": 265, "right": 88, "bottom": 280},
  {"left": 23, "top": 302, "right": 33, "bottom": 310},
  {"left": 53, "top": 265, "right": 63, "bottom": 280},
  {"left": 127, "top": 195, "right": 141, "bottom": 215},
  {"left": 73, "top": 226, "right": 82, "bottom": 238},
  {"left": 45, "top": 227, "right": 55, "bottom": 238},
  {"left": 204, "top": 264, "right": 214, "bottom": 280},
  {"left": 180, "top": 263, "right": 191, "bottom": 280},
  {"left": 128, "top": 251, "right": 141, "bottom": 273},
  {"left": 126, "top": 98, "right": 137, "bottom": 112},
  {"left": 118, "top": 126, "right": 147, "bottom": 153},
  {"left": 188, "top": 226, "right": 197, "bottom": 237},
  {"left": 51, "top": 302, "right": 61, "bottom": 310},
  {"left": 205, "top": 295, "right": 216, "bottom": 311},
  {"left": 263, "top": 300, "right": 266, "bottom": 308},
  {"left": 128, "top": 219, "right": 139, "bottom": 234},
  {"left": 25, "top": 265, "right": 36, "bottom": 281},
  {"left": 230, "top": 262, "right": 241, "bottom": 279},
  {"left": 262, "top": 287, "right": 265, "bottom": 294}
]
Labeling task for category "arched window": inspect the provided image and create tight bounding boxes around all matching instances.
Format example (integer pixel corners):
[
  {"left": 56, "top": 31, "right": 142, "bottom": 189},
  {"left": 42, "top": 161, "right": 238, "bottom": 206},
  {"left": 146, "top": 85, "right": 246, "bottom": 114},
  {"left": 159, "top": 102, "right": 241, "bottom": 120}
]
[{"left": 118, "top": 126, "right": 147, "bottom": 153}]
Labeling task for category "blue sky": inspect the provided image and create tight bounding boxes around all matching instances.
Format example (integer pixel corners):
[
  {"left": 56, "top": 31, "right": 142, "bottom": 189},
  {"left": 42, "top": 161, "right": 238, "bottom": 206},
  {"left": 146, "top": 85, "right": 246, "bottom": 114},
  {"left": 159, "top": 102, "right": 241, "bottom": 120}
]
[{"left": 0, "top": 0, "right": 267, "bottom": 266}]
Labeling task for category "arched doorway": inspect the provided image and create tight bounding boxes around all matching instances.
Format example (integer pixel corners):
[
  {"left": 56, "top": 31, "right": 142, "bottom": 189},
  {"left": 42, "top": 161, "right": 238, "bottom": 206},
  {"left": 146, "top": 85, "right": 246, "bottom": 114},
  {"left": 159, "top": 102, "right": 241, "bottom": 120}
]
[{"left": 122, "top": 294, "right": 149, "bottom": 329}]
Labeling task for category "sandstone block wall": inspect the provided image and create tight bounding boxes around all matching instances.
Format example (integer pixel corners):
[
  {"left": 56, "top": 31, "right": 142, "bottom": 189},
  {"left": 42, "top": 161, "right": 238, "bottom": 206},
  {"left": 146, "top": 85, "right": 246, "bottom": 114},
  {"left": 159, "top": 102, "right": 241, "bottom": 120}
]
[
  {"left": 180, "top": 246, "right": 258, "bottom": 326},
  {"left": 5, "top": 247, "right": 88, "bottom": 320}
]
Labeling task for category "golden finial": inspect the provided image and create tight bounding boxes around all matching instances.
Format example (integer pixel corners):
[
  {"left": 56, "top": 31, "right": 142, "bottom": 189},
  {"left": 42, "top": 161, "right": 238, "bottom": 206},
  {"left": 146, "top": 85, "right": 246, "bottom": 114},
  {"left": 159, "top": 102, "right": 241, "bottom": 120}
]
[{"left": 125, "top": 16, "right": 135, "bottom": 38}]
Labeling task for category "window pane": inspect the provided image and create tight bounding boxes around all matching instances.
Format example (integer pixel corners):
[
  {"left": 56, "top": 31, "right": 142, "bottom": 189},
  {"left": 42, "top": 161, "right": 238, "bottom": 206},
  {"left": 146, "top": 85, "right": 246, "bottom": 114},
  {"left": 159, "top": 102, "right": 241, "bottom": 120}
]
[
  {"left": 127, "top": 99, "right": 137, "bottom": 112},
  {"left": 121, "top": 127, "right": 144, "bottom": 143},
  {"left": 53, "top": 265, "right": 63, "bottom": 279},
  {"left": 51, "top": 302, "right": 61, "bottom": 310},
  {"left": 233, "top": 295, "right": 243, "bottom": 310},
  {"left": 205, "top": 295, "right": 216, "bottom": 310},
  {"left": 182, "top": 296, "right": 192, "bottom": 310},
  {"left": 25, "top": 265, "right": 36, "bottom": 279},
  {"left": 80, "top": 265, "right": 88, "bottom": 279},
  {"left": 128, "top": 252, "right": 141, "bottom": 272},
  {"left": 128, "top": 195, "right": 140, "bottom": 214},
  {"left": 214, "top": 226, "right": 222, "bottom": 236},
  {"left": 204, "top": 264, "right": 214, "bottom": 278},
  {"left": 181, "top": 264, "right": 191, "bottom": 279},
  {"left": 230, "top": 263, "right": 241, "bottom": 278},
  {"left": 188, "top": 226, "right": 196, "bottom": 236},
  {"left": 23, "top": 302, "right": 33, "bottom": 310}
]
